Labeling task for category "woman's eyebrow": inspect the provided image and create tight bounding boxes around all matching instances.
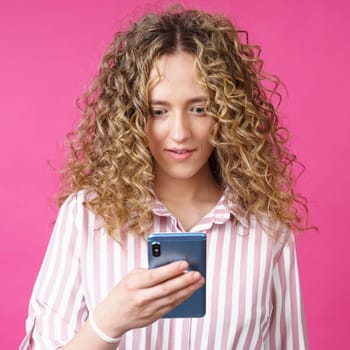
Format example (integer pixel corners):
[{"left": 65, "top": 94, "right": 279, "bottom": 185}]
[
  {"left": 149, "top": 100, "right": 170, "bottom": 106},
  {"left": 149, "top": 96, "right": 208, "bottom": 105},
  {"left": 187, "top": 96, "right": 208, "bottom": 104}
]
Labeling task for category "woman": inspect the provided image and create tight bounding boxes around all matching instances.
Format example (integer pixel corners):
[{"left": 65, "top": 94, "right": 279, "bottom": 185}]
[{"left": 21, "top": 5, "right": 309, "bottom": 349}]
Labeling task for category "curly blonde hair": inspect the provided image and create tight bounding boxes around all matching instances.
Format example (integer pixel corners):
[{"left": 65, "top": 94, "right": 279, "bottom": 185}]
[{"left": 59, "top": 5, "right": 308, "bottom": 240}]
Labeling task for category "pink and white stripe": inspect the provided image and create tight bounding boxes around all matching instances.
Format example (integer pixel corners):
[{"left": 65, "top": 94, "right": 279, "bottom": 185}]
[{"left": 20, "top": 191, "right": 308, "bottom": 349}]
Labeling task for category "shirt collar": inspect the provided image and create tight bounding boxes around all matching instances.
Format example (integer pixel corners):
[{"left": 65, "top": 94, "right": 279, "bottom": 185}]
[{"left": 152, "top": 193, "right": 248, "bottom": 230}]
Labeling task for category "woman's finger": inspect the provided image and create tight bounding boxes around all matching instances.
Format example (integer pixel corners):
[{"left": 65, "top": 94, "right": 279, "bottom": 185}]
[
  {"left": 130, "top": 270, "right": 205, "bottom": 311},
  {"left": 127, "top": 260, "right": 190, "bottom": 289}
]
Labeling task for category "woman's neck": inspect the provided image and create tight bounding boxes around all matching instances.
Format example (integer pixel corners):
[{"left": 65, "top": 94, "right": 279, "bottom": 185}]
[
  {"left": 154, "top": 174, "right": 222, "bottom": 231},
  {"left": 154, "top": 172, "right": 221, "bottom": 204}
]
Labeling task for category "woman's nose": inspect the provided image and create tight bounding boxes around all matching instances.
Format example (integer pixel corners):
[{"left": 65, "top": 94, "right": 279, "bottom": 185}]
[{"left": 170, "top": 112, "right": 191, "bottom": 142}]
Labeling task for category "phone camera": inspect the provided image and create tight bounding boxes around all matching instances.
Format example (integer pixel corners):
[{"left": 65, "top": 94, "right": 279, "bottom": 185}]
[{"left": 152, "top": 242, "right": 161, "bottom": 257}]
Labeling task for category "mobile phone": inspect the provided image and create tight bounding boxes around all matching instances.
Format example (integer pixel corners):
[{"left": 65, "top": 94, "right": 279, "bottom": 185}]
[{"left": 147, "top": 232, "right": 206, "bottom": 318}]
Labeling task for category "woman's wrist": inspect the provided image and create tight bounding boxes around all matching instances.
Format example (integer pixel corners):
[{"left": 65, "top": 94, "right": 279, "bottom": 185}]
[{"left": 88, "top": 312, "right": 122, "bottom": 344}]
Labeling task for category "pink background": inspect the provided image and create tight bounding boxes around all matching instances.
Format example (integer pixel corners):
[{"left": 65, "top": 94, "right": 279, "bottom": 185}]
[{"left": 1, "top": 0, "right": 349, "bottom": 348}]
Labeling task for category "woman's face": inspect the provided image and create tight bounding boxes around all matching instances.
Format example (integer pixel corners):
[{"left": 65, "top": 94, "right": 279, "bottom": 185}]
[{"left": 145, "top": 51, "right": 215, "bottom": 184}]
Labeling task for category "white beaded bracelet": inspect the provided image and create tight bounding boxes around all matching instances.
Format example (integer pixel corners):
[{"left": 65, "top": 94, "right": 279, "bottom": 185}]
[{"left": 88, "top": 313, "right": 121, "bottom": 344}]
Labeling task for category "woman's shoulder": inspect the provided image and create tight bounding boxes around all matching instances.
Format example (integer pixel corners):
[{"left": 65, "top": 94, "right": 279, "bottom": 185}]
[
  {"left": 63, "top": 189, "right": 96, "bottom": 204},
  {"left": 224, "top": 195, "right": 293, "bottom": 247},
  {"left": 246, "top": 214, "right": 294, "bottom": 248},
  {"left": 58, "top": 190, "right": 102, "bottom": 228}
]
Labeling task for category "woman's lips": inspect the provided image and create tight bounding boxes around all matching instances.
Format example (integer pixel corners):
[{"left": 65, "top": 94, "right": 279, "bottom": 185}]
[{"left": 165, "top": 148, "right": 195, "bottom": 161}]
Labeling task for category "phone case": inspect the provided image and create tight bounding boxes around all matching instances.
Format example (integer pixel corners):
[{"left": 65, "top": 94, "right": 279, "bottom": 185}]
[{"left": 147, "top": 232, "right": 206, "bottom": 318}]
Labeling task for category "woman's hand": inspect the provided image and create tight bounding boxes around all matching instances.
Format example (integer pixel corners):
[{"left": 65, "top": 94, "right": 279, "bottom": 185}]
[{"left": 92, "top": 260, "right": 205, "bottom": 338}]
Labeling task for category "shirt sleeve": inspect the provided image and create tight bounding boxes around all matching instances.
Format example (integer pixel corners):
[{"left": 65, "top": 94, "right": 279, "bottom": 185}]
[
  {"left": 19, "top": 194, "right": 88, "bottom": 349},
  {"left": 268, "top": 233, "right": 309, "bottom": 350}
]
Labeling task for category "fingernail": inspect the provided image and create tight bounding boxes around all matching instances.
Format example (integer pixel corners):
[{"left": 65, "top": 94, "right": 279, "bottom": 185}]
[
  {"left": 179, "top": 261, "right": 188, "bottom": 270},
  {"left": 193, "top": 271, "right": 201, "bottom": 280},
  {"left": 197, "top": 277, "right": 205, "bottom": 286}
]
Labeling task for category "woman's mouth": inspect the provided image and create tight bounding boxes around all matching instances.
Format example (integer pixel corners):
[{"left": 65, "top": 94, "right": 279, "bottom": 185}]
[{"left": 166, "top": 148, "right": 194, "bottom": 160}]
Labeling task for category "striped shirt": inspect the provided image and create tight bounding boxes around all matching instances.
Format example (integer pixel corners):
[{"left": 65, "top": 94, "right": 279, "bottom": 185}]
[{"left": 20, "top": 191, "right": 308, "bottom": 349}]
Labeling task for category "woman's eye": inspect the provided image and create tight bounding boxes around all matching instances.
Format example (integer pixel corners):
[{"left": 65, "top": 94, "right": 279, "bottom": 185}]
[
  {"left": 150, "top": 109, "right": 167, "bottom": 117},
  {"left": 190, "top": 106, "right": 206, "bottom": 115}
]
